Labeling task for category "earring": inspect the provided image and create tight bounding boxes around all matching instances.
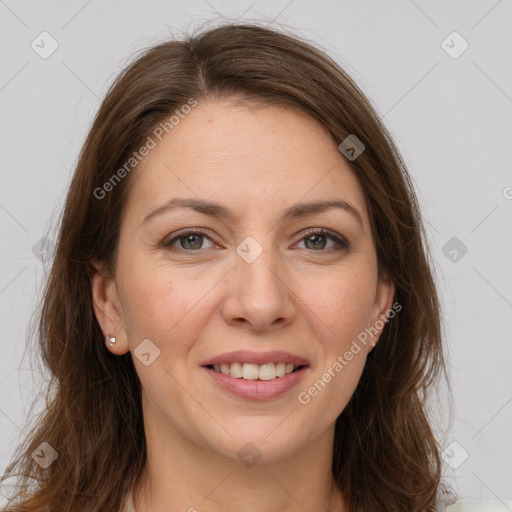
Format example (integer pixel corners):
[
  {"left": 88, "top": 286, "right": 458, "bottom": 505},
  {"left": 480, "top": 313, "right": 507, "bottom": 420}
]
[{"left": 106, "top": 334, "right": 116, "bottom": 347}]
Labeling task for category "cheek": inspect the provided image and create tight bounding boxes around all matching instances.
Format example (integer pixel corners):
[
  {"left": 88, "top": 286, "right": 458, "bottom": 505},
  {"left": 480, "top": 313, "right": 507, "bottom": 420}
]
[
  {"left": 295, "top": 272, "right": 373, "bottom": 416},
  {"left": 116, "top": 252, "right": 216, "bottom": 349},
  {"left": 296, "top": 267, "right": 377, "bottom": 347}
]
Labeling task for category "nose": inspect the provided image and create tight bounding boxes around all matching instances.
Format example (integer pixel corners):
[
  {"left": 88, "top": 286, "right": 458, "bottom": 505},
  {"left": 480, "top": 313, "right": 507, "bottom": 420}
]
[{"left": 221, "top": 244, "right": 296, "bottom": 333}]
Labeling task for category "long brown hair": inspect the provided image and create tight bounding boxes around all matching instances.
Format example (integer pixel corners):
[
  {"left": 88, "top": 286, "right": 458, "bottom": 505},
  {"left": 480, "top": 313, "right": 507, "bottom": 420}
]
[{"left": 1, "top": 22, "right": 453, "bottom": 511}]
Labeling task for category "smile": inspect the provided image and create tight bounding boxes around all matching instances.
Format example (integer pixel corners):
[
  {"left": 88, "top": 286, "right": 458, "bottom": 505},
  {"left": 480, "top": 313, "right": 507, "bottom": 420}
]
[
  {"left": 202, "top": 364, "right": 308, "bottom": 401},
  {"left": 208, "top": 362, "right": 304, "bottom": 381}
]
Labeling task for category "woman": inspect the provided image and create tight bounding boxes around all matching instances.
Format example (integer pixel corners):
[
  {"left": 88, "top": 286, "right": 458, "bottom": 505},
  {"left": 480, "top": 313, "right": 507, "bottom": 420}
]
[{"left": 2, "top": 22, "right": 459, "bottom": 511}]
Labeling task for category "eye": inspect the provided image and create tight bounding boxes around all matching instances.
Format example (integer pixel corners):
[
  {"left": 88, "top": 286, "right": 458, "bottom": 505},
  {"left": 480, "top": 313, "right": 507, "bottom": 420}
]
[
  {"left": 162, "top": 228, "right": 349, "bottom": 254},
  {"left": 163, "top": 230, "right": 216, "bottom": 252},
  {"left": 295, "top": 229, "right": 349, "bottom": 252}
]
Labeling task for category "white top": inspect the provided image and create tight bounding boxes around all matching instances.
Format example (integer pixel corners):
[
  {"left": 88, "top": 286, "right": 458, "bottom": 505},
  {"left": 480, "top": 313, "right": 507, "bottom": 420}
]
[
  {"left": 122, "top": 489, "right": 512, "bottom": 511},
  {"left": 444, "top": 501, "right": 512, "bottom": 512},
  {"left": 123, "top": 489, "right": 136, "bottom": 512}
]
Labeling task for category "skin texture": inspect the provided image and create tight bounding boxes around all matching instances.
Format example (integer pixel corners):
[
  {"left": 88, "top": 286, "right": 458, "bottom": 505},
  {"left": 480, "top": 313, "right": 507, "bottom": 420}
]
[{"left": 92, "top": 99, "right": 395, "bottom": 512}]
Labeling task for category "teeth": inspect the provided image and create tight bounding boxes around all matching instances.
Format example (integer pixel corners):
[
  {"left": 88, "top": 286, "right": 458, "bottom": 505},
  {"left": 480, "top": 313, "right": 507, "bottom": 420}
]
[
  {"left": 258, "top": 363, "right": 276, "bottom": 381},
  {"left": 212, "top": 362, "right": 300, "bottom": 380},
  {"left": 229, "top": 362, "right": 243, "bottom": 378},
  {"left": 242, "top": 363, "right": 259, "bottom": 380}
]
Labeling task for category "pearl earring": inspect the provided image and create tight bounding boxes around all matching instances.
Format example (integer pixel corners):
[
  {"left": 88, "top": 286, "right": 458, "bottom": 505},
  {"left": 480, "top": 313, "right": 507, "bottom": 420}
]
[{"left": 106, "top": 334, "right": 116, "bottom": 347}]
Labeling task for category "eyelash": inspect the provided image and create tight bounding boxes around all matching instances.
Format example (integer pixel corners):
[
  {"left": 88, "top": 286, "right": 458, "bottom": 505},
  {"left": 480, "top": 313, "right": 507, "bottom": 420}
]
[{"left": 162, "top": 228, "right": 350, "bottom": 254}]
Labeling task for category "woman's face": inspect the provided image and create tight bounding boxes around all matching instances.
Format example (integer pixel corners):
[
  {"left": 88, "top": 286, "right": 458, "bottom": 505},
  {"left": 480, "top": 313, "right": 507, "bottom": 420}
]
[{"left": 93, "top": 99, "right": 394, "bottom": 463}]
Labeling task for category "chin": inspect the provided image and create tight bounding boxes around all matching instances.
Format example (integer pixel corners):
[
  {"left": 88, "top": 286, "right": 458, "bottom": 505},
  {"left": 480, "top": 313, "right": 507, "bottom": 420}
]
[{"left": 196, "top": 420, "right": 308, "bottom": 465}]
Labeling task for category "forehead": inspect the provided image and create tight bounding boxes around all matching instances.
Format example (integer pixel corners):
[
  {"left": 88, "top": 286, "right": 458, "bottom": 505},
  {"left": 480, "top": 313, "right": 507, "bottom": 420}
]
[{"left": 124, "top": 99, "right": 370, "bottom": 226}]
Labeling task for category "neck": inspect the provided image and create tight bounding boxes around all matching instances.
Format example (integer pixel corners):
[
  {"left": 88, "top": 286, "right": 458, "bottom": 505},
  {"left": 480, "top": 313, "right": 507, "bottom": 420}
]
[{"left": 132, "top": 410, "right": 346, "bottom": 512}]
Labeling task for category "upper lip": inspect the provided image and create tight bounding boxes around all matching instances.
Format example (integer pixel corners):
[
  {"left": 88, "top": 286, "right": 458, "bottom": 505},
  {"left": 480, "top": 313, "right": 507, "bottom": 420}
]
[{"left": 200, "top": 350, "right": 310, "bottom": 367}]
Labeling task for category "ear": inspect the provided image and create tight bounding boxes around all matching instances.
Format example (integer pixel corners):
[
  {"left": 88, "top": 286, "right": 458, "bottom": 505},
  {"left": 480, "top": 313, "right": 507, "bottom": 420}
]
[
  {"left": 90, "top": 261, "right": 130, "bottom": 356},
  {"left": 368, "top": 270, "right": 396, "bottom": 352}
]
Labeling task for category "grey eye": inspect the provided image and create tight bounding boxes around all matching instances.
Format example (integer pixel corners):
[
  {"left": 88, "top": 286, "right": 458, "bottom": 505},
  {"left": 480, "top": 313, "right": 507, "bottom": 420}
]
[
  {"left": 303, "top": 234, "right": 328, "bottom": 250},
  {"left": 164, "top": 231, "right": 215, "bottom": 251},
  {"left": 179, "top": 233, "right": 204, "bottom": 250}
]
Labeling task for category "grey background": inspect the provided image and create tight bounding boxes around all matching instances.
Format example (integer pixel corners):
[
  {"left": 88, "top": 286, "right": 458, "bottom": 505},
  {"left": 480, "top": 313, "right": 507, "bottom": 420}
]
[{"left": 1, "top": 0, "right": 511, "bottom": 502}]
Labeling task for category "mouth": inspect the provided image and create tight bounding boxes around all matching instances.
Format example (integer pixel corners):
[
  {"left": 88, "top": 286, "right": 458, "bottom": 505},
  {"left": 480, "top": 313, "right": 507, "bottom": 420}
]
[
  {"left": 199, "top": 350, "right": 310, "bottom": 400},
  {"left": 201, "top": 362, "right": 309, "bottom": 401}
]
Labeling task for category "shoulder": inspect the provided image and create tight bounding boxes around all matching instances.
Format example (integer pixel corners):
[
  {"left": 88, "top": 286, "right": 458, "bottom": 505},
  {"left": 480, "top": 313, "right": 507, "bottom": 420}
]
[{"left": 446, "top": 499, "right": 512, "bottom": 511}]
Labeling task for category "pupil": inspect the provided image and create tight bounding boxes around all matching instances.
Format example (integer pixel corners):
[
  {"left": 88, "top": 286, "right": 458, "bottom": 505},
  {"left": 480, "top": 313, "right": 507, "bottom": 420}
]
[
  {"left": 306, "top": 234, "right": 326, "bottom": 250},
  {"left": 182, "top": 234, "right": 202, "bottom": 250}
]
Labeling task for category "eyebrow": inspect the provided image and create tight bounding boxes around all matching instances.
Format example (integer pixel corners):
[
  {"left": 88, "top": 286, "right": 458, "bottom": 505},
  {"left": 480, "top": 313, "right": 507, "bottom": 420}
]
[{"left": 141, "top": 198, "right": 364, "bottom": 228}]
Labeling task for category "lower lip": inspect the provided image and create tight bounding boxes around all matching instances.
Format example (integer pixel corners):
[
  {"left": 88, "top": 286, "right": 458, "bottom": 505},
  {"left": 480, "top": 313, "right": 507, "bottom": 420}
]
[{"left": 202, "top": 366, "right": 308, "bottom": 401}]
